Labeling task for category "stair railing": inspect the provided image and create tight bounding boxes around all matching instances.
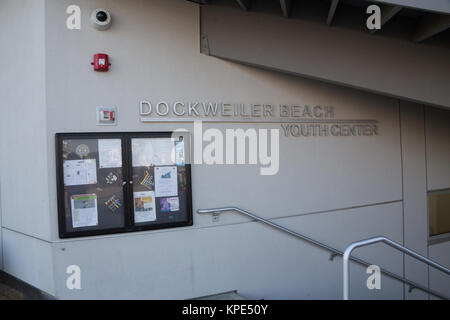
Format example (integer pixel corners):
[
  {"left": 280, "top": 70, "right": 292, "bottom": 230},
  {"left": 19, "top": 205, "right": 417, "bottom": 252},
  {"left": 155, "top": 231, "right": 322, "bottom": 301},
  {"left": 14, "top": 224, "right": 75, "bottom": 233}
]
[
  {"left": 343, "top": 236, "right": 450, "bottom": 300},
  {"left": 197, "top": 206, "right": 450, "bottom": 300}
]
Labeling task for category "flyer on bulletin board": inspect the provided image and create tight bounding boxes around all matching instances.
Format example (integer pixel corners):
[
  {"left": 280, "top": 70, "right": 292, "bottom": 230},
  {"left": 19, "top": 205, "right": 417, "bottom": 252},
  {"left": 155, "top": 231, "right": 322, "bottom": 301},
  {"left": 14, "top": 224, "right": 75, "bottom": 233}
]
[
  {"left": 154, "top": 166, "right": 178, "bottom": 197},
  {"left": 71, "top": 194, "right": 99, "bottom": 228},
  {"left": 98, "top": 139, "right": 122, "bottom": 168},
  {"left": 160, "top": 197, "right": 180, "bottom": 213},
  {"left": 134, "top": 191, "right": 157, "bottom": 223},
  {"left": 175, "top": 141, "right": 185, "bottom": 166},
  {"left": 63, "top": 159, "right": 98, "bottom": 186},
  {"left": 131, "top": 138, "right": 175, "bottom": 167}
]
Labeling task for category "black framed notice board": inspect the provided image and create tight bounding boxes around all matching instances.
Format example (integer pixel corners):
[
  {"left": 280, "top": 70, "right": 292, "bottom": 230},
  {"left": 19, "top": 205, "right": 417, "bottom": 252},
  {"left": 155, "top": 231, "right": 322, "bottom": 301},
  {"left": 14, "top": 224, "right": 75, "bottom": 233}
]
[{"left": 56, "top": 132, "right": 193, "bottom": 238}]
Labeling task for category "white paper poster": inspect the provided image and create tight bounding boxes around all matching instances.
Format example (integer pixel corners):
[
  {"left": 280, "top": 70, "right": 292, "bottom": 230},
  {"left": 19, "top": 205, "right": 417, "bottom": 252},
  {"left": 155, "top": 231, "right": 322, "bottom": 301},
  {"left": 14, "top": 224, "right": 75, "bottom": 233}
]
[
  {"left": 98, "top": 139, "right": 122, "bottom": 168},
  {"left": 71, "top": 194, "right": 99, "bottom": 228},
  {"left": 154, "top": 166, "right": 178, "bottom": 197},
  {"left": 134, "top": 191, "right": 156, "bottom": 223},
  {"left": 175, "top": 141, "right": 185, "bottom": 166},
  {"left": 63, "top": 159, "right": 97, "bottom": 186},
  {"left": 132, "top": 138, "right": 175, "bottom": 167}
]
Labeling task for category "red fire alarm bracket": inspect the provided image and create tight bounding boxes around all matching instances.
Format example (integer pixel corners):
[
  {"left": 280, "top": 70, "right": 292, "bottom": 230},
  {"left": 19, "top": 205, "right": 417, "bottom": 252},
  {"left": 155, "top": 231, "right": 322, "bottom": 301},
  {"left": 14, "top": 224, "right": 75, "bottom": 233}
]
[{"left": 91, "top": 53, "right": 111, "bottom": 71}]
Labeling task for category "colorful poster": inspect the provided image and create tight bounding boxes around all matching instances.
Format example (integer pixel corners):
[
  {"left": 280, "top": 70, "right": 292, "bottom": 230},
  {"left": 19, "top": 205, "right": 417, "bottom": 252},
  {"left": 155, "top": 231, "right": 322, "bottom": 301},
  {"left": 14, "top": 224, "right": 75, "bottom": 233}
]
[
  {"left": 71, "top": 194, "right": 99, "bottom": 228},
  {"left": 98, "top": 139, "right": 122, "bottom": 168},
  {"left": 154, "top": 166, "right": 178, "bottom": 197},
  {"left": 63, "top": 159, "right": 97, "bottom": 186},
  {"left": 160, "top": 197, "right": 180, "bottom": 213},
  {"left": 175, "top": 141, "right": 185, "bottom": 166},
  {"left": 140, "top": 170, "right": 154, "bottom": 190},
  {"left": 134, "top": 191, "right": 156, "bottom": 223},
  {"left": 131, "top": 138, "right": 175, "bottom": 167},
  {"left": 105, "top": 195, "right": 121, "bottom": 213}
]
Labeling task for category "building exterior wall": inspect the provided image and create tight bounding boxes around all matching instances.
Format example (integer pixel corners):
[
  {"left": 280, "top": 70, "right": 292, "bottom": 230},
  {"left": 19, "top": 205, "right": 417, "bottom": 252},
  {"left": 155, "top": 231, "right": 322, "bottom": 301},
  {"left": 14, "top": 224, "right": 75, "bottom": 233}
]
[
  {"left": 0, "top": 0, "right": 448, "bottom": 299},
  {"left": 0, "top": 0, "right": 55, "bottom": 294},
  {"left": 426, "top": 107, "right": 450, "bottom": 190},
  {"left": 400, "top": 101, "right": 429, "bottom": 299},
  {"left": 2, "top": 228, "right": 55, "bottom": 295},
  {"left": 0, "top": 0, "right": 51, "bottom": 240},
  {"left": 429, "top": 241, "right": 450, "bottom": 299},
  {"left": 426, "top": 107, "right": 450, "bottom": 299}
]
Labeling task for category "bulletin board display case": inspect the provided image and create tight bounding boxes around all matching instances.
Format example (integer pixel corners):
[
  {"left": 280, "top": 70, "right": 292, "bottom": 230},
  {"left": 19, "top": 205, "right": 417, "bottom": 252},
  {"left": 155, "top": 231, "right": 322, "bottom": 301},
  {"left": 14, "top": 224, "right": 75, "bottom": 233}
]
[{"left": 56, "top": 132, "right": 192, "bottom": 238}]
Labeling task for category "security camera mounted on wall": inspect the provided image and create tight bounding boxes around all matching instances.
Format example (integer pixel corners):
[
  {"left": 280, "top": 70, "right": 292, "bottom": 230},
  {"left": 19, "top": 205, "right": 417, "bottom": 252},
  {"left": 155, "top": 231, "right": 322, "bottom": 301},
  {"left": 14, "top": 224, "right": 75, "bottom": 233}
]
[{"left": 90, "top": 8, "right": 112, "bottom": 30}]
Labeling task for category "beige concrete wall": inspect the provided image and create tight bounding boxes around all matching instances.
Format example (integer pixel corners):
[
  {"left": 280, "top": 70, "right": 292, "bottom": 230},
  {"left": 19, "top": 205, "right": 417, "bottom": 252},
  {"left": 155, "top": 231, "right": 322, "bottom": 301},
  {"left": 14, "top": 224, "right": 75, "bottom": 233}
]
[
  {"left": 0, "top": 0, "right": 51, "bottom": 240},
  {"left": 400, "top": 102, "right": 429, "bottom": 299},
  {"left": 0, "top": 0, "right": 55, "bottom": 295}
]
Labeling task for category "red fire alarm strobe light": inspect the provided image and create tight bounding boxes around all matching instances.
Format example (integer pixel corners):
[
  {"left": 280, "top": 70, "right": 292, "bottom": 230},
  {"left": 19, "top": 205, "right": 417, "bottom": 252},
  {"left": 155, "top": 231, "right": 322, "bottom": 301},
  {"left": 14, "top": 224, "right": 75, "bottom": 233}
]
[{"left": 91, "top": 53, "right": 110, "bottom": 71}]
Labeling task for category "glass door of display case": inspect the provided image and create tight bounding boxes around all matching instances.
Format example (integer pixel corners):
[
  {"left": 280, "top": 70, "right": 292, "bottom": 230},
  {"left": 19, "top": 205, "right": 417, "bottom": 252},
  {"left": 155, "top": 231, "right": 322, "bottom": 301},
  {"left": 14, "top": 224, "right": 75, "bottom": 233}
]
[
  {"left": 57, "top": 134, "right": 128, "bottom": 237},
  {"left": 129, "top": 132, "right": 192, "bottom": 231}
]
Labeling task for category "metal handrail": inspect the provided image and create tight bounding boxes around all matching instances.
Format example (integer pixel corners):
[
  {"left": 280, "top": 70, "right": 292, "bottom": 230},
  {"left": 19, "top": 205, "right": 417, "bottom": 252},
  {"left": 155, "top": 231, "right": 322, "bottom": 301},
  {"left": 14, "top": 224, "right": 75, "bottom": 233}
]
[
  {"left": 197, "top": 207, "right": 450, "bottom": 300},
  {"left": 343, "top": 236, "right": 450, "bottom": 300}
]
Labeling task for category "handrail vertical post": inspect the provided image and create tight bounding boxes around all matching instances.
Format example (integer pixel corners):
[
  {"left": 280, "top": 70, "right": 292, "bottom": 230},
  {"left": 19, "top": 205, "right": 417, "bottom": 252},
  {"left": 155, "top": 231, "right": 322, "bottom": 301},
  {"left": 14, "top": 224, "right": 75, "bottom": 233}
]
[
  {"left": 342, "top": 236, "right": 450, "bottom": 300},
  {"left": 343, "top": 246, "right": 353, "bottom": 300}
]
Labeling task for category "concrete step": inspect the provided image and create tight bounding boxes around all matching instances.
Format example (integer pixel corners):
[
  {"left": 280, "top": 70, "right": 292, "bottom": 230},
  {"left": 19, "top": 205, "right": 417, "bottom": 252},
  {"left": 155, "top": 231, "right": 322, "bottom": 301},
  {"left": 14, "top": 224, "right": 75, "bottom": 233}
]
[{"left": 192, "top": 290, "right": 246, "bottom": 300}]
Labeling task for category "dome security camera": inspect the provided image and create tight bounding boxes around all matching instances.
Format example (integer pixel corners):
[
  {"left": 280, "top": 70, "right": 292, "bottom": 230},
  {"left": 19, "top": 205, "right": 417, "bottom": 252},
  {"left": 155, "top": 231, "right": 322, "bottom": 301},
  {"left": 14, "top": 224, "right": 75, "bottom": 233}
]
[{"left": 90, "top": 9, "right": 112, "bottom": 30}]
